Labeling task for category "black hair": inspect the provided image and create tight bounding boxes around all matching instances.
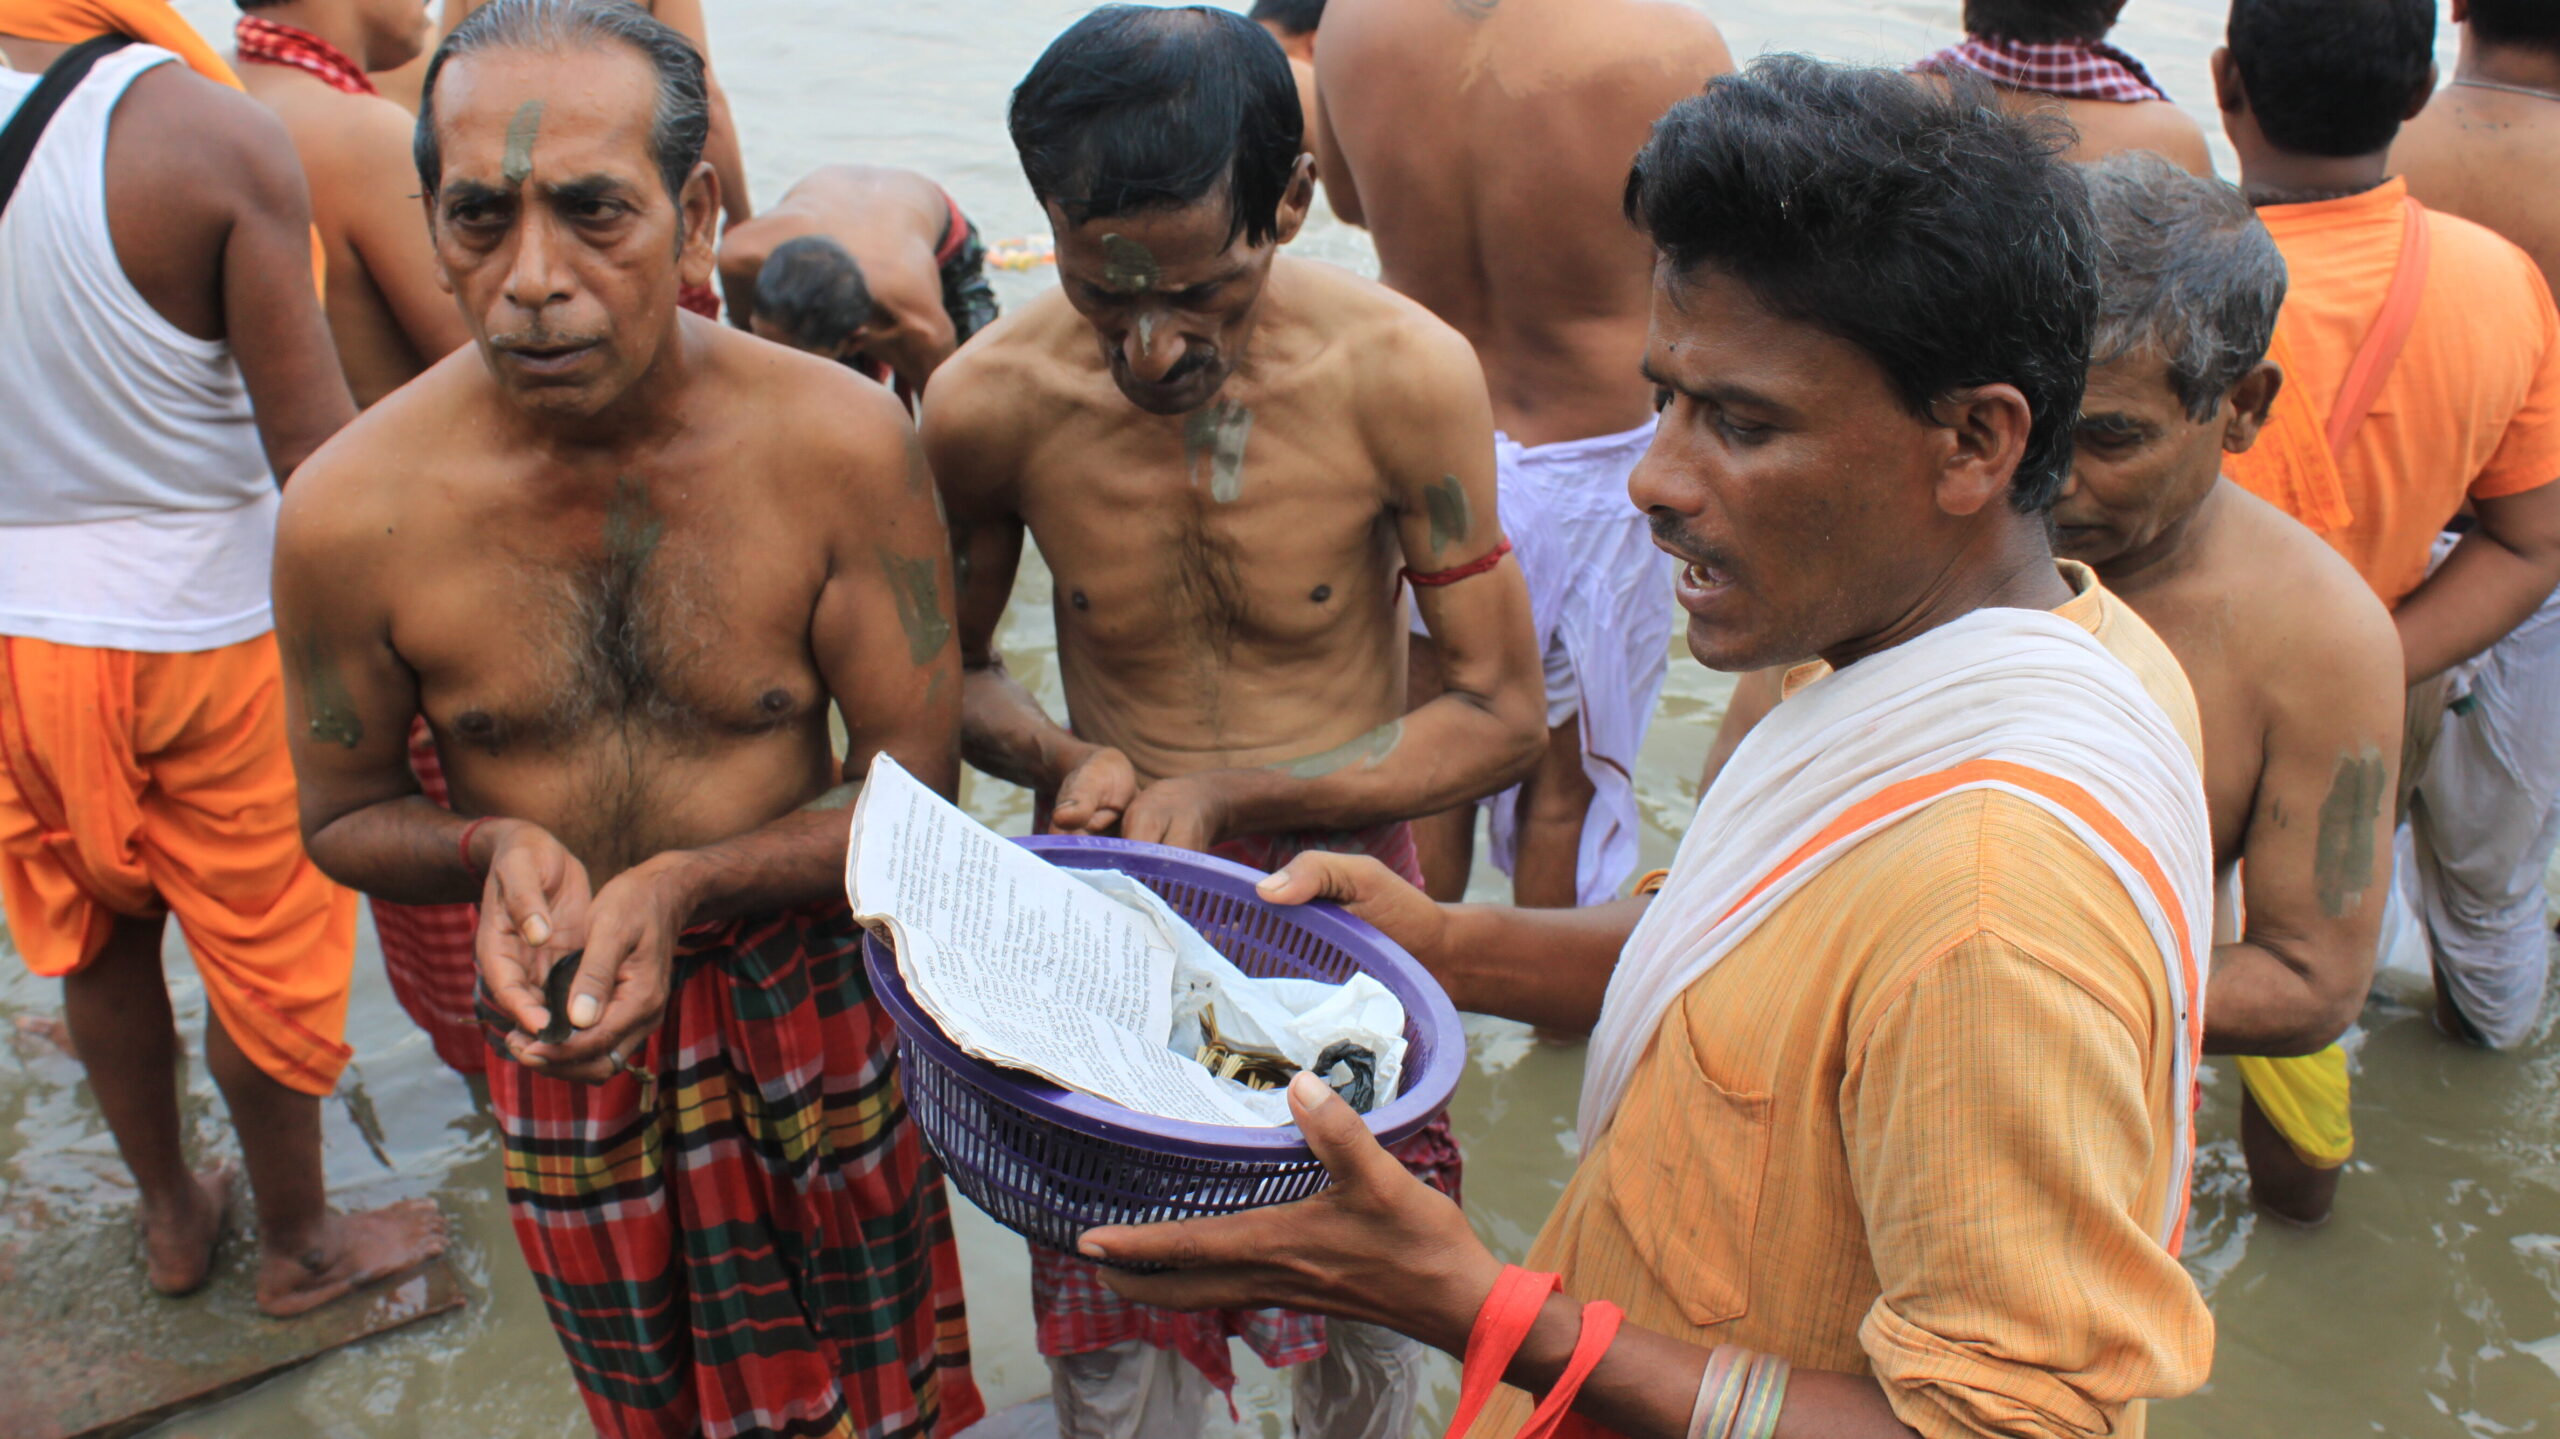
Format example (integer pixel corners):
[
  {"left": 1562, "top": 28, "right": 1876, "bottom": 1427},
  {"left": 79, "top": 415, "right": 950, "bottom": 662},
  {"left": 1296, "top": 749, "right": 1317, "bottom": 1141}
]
[
  {"left": 415, "top": 0, "right": 710, "bottom": 208},
  {"left": 2084, "top": 152, "right": 2286, "bottom": 422},
  {"left": 1249, "top": 0, "right": 1326, "bottom": 37},
  {"left": 2469, "top": 0, "right": 2560, "bottom": 55},
  {"left": 1623, "top": 56, "right": 2097, "bottom": 513},
  {"left": 756, "top": 236, "right": 876, "bottom": 351},
  {"left": 1009, "top": 5, "right": 1303, "bottom": 246},
  {"left": 2227, "top": 0, "right": 2435, "bottom": 157},
  {"left": 1961, "top": 0, "right": 2125, "bottom": 43}
]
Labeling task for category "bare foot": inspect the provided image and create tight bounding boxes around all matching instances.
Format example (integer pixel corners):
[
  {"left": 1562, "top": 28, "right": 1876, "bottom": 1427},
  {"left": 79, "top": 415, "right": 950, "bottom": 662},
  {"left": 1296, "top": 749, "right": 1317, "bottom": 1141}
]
[
  {"left": 141, "top": 1162, "right": 236, "bottom": 1297},
  {"left": 255, "top": 1199, "right": 448, "bottom": 1319}
]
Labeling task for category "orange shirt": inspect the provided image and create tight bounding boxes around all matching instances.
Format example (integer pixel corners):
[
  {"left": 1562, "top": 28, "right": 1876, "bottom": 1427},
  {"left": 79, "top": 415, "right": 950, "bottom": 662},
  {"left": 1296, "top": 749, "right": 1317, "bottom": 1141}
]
[
  {"left": 2242, "top": 178, "right": 2560, "bottom": 604},
  {"left": 1473, "top": 572, "right": 2212, "bottom": 1439}
]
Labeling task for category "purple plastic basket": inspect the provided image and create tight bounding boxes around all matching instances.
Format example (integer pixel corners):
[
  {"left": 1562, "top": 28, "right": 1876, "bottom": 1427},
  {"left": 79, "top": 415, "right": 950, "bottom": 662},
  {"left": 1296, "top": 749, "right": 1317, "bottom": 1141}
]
[{"left": 862, "top": 835, "right": 1463, "bottom": 1269}]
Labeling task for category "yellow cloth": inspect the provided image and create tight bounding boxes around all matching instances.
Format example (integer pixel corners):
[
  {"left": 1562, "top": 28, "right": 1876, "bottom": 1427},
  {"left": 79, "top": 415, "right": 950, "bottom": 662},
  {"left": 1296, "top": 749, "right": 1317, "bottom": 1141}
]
[
  {"left": 0, "top": 0, "right": 241, "bottom": 87},
  {"left": 0, "top": 634, "right": 357, "bottom": 1095},
  {"left": 2235, "top": 1045, "right": 2354, "bottom": 1169},
  {"left": 1474, "top": 577, "right": 2212, "bottom": 1439}
]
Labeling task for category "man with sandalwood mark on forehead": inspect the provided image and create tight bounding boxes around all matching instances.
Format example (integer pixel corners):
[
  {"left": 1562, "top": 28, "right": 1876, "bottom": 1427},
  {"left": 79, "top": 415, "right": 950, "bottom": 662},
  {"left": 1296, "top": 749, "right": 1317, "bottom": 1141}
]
[
  {"left": 269, "top": 1, "right": 980, "bottom": 1433},
  {"left": 922, "top": 5, "right": 1542, "bottom": 1433}
]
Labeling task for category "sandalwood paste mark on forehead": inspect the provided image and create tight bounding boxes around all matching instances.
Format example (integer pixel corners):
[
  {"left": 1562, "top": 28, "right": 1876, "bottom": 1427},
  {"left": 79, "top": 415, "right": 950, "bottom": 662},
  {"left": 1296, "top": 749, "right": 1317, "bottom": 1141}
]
[
  {"left": 502, "top": 99, "right": 545, "bottom": 187},
  {"left": 879, "top": 547, "right": 952, "bottom": 666},
  {"left": 2314, "top": 749, "right": 2387, "bottom": 919},
  {"left": 1101, "top": 233, "right": 1161, "bottom": 293},
  {"left": 1184, "top": 399, "right": 1254, "bottom": 504}
]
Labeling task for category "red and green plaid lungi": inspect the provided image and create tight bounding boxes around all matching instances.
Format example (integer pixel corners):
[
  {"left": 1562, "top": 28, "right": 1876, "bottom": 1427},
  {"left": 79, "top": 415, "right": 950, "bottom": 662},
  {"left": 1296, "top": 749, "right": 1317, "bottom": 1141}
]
[
  {"left": 483, "top": 899, "right": 983, "bottom": 1439},
  {"left": 1030, "top": 821, "right": 1463, "bottom": 1392},
  {"left": 372, "top": 718, "right": 484, "bottom": 1074}
]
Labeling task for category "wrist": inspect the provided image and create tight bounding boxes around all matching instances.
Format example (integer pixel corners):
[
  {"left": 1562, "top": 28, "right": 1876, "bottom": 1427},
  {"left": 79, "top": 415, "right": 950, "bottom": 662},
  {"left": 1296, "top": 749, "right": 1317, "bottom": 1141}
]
[
  {"left": 1416, "top": 1247, "right": 1508, "bottom": 1358},
  {"left": 467, "top": 816, "right": 529, "bottom": 878},
  {"left": 635, "top": 848, "right": 716, "bottom": 922}
]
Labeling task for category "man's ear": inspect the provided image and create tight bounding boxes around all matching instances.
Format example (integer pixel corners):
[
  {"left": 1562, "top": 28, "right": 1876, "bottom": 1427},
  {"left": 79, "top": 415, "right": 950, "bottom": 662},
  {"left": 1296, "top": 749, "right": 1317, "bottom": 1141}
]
[
  {"left": 2211, "top": 45, "right": 2245, "bottom": 116},
  {"left": 677, "top": 160, "right": 719, "bottom": 284},
  {"left": 2222, "top": 359, "right": 2283, "bottom": 454},
  {"left": 1931, "top": 383, "right": 2034, "bottom": 519},
  {"left": 1272, "top": 154, "right": 1316, "bottom": 247}
]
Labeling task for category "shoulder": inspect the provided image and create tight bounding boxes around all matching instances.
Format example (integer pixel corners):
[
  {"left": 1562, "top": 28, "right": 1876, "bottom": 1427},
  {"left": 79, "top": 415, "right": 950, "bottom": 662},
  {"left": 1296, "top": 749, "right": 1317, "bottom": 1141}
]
[
  {"left": 2420, "top": 202, "right": 2550, "bottom": 303},
  {"left": 275, "top": 367, "right": 461, "bottom": 564},
  {"left": 1302, "top": 263, "right": 1484, "bottom": 407},
  {"left": 710, "top": 322, "right": 910, "bottom": 475},
  {"left": 116, "top": 60, "right": 303, "bottom": 194},
  {"left": 918, "top": 295, "right": 1083, "bottom": 464},
  {"left": 2212, "top": 485, "right": 2403, "bottom": 707}
]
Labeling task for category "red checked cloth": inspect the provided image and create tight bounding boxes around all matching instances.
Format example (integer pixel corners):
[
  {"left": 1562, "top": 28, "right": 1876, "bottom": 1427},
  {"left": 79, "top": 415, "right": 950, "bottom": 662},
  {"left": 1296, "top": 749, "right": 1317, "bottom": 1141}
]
[
  {"left": 369, "top": 721, "right": 487, "bottom": 1075},
  {"left": 234, "top": 14, "right": 376, "bottom": 95},
  {"left": 1913, "top": 35, "right": 2170, "bottom": 103},
  {"left": 1031, "top": 819, "right": 1464, "bottom": 1392}
]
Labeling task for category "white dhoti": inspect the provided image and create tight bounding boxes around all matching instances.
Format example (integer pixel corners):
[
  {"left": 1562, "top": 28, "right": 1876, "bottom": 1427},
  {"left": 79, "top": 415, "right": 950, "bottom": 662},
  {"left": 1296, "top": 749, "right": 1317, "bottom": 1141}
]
[
  {"left": 1416, "top": 417, "right": 1675, "bottom": 904},
  {"left": 2405, "top": 565, "right": 2560, "bottom": 1048}
]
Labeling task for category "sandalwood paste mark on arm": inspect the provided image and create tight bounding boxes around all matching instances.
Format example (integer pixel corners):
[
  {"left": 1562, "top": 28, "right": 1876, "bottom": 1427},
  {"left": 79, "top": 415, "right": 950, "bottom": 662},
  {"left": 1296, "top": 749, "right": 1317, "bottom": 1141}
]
[
  {"left": 1422, "top": 474, "right": 1471, "bottom": 559},
  {"left": 2313, "top": 749, "right": 2388, "bottom": 918},
  {"left": 880, "top": 547, "right": 954, "bottom": 666},
  {"left": 299, "top": 635, "right": 365, "bottom": 749},
  {"left": 1269, "top": 720, "right": 1403, "bottom": 780}
]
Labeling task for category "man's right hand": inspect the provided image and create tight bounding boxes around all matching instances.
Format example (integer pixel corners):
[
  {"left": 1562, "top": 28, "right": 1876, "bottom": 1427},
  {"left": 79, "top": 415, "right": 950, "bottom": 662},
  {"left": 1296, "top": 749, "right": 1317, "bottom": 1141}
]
[
  {"left": 1048, "top": 745, "right": 1139, "bottom": 835},
  {"left": 475, "top": 820, "right": 596, "bottom": 1039},
  {"left": 1254, "top": 853, "right": 1453, "bottom": 975}
]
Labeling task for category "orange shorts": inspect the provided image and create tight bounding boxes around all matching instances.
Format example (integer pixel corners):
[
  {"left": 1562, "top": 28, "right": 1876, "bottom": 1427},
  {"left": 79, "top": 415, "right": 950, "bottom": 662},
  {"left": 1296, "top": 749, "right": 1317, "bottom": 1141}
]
[{"left": 0, "top": 633, "right": 355, "bottom": 1094}]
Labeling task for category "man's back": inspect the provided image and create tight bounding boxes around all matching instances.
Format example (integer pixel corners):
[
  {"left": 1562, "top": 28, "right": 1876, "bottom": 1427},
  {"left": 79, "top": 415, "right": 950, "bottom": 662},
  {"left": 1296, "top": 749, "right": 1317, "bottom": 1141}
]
[
  {"left": 1315, "top": 0, "right": 1729, "bottom": 446},
  {"left": 2241, "top": 183, "right": 2560, "bottom": 604},
  {"left": 2396, "top": 85, "right": 2560, "bottom": 291}
]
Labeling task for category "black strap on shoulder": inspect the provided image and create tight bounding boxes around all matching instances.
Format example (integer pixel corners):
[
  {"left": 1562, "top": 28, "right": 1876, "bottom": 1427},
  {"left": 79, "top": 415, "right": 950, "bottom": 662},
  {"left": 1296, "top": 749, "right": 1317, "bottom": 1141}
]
[{"left": 0, "top": 34, "right": 135, "bottom": 224}]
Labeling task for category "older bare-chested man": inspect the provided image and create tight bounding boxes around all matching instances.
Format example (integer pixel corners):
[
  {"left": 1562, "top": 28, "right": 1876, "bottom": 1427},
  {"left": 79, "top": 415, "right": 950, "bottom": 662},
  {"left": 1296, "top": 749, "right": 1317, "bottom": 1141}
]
[
  {"left": 1316, "top": 0, "right": 1730, "bottom": 909},
  {"left": 718, "top": 163, "right": 998, "bottom": 405},
  {"left": 271, "top": 3, "right": 979, "bottom": 1433},
  {"left": 923, "top": 8, "right": 1540, "bottom": 1433},
  {"left": 2388, "top": 0, "right": 2560, "bottom": 1057},
  {"left": 2056, "top": 154, "right": 2401, "bottom": 1226}
]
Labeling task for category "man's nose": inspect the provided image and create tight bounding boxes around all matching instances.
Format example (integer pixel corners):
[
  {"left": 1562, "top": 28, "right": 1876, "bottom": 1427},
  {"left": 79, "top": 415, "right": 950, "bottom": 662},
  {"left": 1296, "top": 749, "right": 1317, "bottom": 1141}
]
[
  {"left": 1625, "top": 423, "right": 1698, "bottom": 518},
  {"left": 2055, "top": 462, "right": 2085, "bottom": 502},
  {"left": 1119, "top": 310, "right": 1188, "bottom": 385},
  {"left": 502, "top": 211, "right": 575, "bottom": 313}
]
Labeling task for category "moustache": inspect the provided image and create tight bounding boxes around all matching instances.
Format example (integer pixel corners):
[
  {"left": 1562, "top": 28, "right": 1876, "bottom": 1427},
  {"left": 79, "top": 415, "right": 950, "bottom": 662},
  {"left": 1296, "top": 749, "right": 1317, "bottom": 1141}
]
[
  {"left": 490, "top": 330, "right": 605, "bottom": 354},
  {"left": 1648, "top": 511, "right": 1733, "bottom": 571}
]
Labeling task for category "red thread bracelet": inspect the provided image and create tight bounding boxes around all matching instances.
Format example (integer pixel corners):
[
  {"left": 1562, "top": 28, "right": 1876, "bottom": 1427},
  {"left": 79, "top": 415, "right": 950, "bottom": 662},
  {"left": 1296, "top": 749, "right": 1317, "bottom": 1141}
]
[
  {"left": 458, "top": 816, "right": 494, "bottom": 879},
  {"left": 1404, "top": 538, "right": 1514, "bottom": 589},
  {"left": 1443, "top": 1265, "right": 1619, "bottom": 1439}
]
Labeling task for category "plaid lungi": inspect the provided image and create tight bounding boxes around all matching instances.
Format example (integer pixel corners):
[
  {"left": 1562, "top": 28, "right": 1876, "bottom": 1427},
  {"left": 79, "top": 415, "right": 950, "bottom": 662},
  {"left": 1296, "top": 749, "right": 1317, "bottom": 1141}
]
[
  {"left": 372, "top": 718, "right": 483, "bottom": 1074},
  {"left": 1030, "top": 820, "right": 1463, "bottom": 1392},
  {"left": 484, "top": 899, "right": 982, "bottom": 1439}
]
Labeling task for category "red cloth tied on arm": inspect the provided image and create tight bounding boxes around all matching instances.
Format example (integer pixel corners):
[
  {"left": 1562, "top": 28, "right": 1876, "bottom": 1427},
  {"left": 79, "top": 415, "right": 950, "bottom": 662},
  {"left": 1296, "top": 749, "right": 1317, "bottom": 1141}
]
[{"left": 1444, "top": 1264, "right": 1622, "bottom": 1439}]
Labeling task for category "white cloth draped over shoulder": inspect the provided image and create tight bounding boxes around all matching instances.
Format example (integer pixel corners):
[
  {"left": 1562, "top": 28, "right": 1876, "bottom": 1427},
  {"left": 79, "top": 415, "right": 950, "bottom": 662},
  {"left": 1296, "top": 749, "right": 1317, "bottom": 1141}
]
[{"left": 1581, "top": 606, "right": 2214, "bottom": 1248}]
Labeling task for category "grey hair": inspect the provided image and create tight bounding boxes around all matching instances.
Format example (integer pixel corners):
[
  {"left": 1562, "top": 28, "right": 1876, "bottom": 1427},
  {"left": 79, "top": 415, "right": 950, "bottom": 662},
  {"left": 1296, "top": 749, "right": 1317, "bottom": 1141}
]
[
  {"left": 414, "top": 0, "right": 710, "bottom": 209},
  {"left": 2083, "top": 150, "right": 2288, "bottom": 422}
]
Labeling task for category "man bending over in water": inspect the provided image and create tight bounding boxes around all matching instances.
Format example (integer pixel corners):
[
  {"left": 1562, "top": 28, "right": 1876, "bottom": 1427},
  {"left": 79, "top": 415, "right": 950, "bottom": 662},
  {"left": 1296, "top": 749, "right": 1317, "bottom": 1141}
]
[
  {"left": 273, "top": 3, "right": 980, "bottom": 1433},
  {"left": 923, "top": 7, "right": 1541, "bottom": 1433},
  {"left": 719, "top": 163, "right": 999, "bottom": 406},
  {"left": 2056, "top": 153, "right": 2402, "bottom": 1224}
]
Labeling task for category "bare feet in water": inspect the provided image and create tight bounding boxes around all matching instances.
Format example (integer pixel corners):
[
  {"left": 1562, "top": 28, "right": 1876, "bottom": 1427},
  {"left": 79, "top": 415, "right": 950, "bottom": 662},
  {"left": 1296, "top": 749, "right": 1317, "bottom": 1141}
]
[
  {"left": 256, "top": 1199, "right": 448, "bottom": 1318},
  {"left": 142, "top": 1162, "right": 237, "bottom": 1297}
]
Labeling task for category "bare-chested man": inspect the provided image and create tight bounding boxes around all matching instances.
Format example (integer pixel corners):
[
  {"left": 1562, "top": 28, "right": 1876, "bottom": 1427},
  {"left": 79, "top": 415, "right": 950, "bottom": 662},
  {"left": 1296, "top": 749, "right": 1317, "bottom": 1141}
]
[
  {"left": 1316, "top": 0, "right": 1730, "bottom": 908},
  {"left": 1913, "top": 0, "right": 2215, "bottom": 175},
  {"left": 922, "top": 8, "right": 1540, "bottom": 1433},
  {"left": 236, "top": 0, "right": 470, "bottom": 407},
  {"left": 1250, "top": 0, "right": 1319, "bottom": 157},
  {"left": 270, "top": 3, "right": 979, "bottom": 1432},
  {"left": 718, "top": 163, "right": 999, "bottom": 405},
  {"left": 2057, "top": 154, "right": 2401, "bottom": 1225},
  {"left": 2389, "top": 0, "right": 2560, "bottom": 1055}
]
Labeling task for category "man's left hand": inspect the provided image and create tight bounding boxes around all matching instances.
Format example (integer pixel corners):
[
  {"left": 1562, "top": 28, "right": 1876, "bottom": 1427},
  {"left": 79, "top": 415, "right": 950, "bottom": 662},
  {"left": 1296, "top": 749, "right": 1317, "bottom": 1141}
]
[
  {"left": 1117, "top": 772, "right": 1239, "bottom": 853},
  {"left": 1081, "top": 1071, "right": 1501, "bottom": 1356},
  {"left": 506, "top": 855, "right": 697, "bottom": 1084}
]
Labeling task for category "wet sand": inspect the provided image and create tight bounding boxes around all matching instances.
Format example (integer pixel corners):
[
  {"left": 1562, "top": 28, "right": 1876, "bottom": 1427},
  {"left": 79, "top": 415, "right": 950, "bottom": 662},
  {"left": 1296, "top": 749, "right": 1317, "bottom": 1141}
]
[{"left": 2, "top": 1, "right": 2552, "bottom": 1435}]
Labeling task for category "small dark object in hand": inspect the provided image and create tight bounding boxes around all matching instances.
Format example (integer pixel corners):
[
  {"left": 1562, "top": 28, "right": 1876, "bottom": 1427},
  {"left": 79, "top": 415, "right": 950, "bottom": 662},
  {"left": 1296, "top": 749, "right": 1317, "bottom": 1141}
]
[
  {"left": 1315, "top": 1041, "right": 1378, "bottom": 1113},
  {"left": 536, "top": 950, "right": 584, "bottom": 1045}
]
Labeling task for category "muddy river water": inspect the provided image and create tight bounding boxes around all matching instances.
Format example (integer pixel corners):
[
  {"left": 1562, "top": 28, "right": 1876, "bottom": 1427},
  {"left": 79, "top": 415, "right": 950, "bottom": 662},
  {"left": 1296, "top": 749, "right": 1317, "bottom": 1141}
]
[{"left": 4, "top": 1, "right": 2554, "bottom": 1435}]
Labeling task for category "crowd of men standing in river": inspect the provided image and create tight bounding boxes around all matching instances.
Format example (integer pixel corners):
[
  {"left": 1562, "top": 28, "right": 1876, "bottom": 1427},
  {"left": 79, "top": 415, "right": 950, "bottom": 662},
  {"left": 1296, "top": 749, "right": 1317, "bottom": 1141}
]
[{"left": 4, "top": 0, "right": 2559, "bottom": 1435}]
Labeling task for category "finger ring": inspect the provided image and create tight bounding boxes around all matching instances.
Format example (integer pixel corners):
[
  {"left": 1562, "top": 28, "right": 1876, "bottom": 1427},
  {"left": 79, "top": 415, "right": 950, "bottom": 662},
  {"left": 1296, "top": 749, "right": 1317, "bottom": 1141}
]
[{"left": 608, "top": 1049, "right": 631, "bottom": 1076}]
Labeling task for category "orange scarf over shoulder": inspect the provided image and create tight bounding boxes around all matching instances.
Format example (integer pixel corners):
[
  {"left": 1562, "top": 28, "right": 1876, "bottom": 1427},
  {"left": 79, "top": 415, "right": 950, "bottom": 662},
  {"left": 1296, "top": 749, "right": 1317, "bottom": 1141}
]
[{"left": 0, "top": 0, "right": 242, "bottom": 87}]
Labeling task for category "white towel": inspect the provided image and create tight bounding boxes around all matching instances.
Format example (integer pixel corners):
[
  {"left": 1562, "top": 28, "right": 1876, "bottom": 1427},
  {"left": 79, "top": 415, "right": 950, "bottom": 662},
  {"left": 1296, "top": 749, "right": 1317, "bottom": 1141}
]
[{"left": 1582, "top": 605, "right": 2213, "bottom": 1247}]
